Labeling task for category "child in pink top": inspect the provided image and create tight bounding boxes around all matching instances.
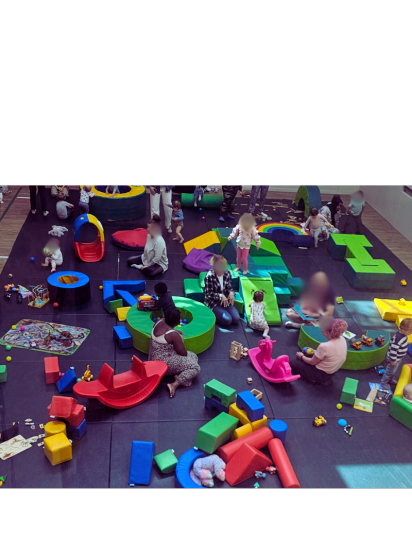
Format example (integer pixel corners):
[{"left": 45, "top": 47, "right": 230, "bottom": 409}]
[
  {"left": 304, "top": 207, "right": 331, "bottom": 248},
  {"left": 228, "top": 213, "right": 261, "bottom": 274}
]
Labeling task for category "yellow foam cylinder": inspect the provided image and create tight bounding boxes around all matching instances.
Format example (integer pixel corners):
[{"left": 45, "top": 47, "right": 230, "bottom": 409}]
[
  {"left": 232, "top": 424, "right": 253, "bottom": 440},
  {"left": 45, "top": 421, "right": 67, "bottom": 438}
]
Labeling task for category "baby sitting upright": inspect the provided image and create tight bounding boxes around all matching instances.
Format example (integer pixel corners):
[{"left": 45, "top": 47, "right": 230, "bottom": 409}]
[{"left": 42, "top": 238, "right": 63, "bottom": 273}]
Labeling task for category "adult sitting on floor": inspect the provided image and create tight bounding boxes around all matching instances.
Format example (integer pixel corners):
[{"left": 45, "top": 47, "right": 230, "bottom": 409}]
[
  {"left": 285, "top": 271, "right": 336, "bottom": 329},
  {"left": 127, "top": 214, "right": 168, "bottom": 277},
  {"left": 149, "top": 308, "right": 200, "bottom": 398},
  {"left": 290, "top": 317, "right": 348, "bottom": 386},
  {"left": 204, "top": 254, "right": 240, "bottom": 326}
]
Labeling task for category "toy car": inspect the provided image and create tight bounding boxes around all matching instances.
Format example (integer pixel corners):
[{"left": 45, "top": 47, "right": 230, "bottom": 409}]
[
  {"left": 313, "top": 416, "right": 327, "bottom": 427},
  {"left": 361, "top": 334, "right": 373, "bottom": 346},
  {"left": 137, "top": 295, "right": 159, "bottom": 311},
  {"left": 336, "top": 296, "right": 344, "bottom": 304},
  {"left": 400, "top": 279, "right": 407, "bottom": 286},
  {"left": 255, "top": 471, "right": 267, "bottom": 479},
  {"left": 265, "top": 466, "right": 277, "bottom": 474},
  {"left": 351, "top": 341, "right": 362, "bottom": 350},
  {"left": 375, "top": 335, "right": 385, "bottom": 347}
]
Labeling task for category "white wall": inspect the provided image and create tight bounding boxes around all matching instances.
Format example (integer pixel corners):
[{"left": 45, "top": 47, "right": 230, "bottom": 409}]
[{"left": 361, "top": 185, "right": 412, "bottom": 244}]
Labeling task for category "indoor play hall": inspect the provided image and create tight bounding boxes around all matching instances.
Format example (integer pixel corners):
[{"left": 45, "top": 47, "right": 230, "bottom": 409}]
[{"left": 0, "top": 184, "right": 412, "bottom": 489}]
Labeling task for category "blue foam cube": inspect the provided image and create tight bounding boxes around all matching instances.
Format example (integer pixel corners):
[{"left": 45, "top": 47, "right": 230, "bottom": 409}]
[
  {"left": 66, "top": 419, "right": 87, "bottom": 440},
  {"left": 236, "top": 391, "right": 265, "bottom": 422},
  {"left": 113, "top": 325, "right": 132, "bottom": 349},
  {"left": 56, "top": 367, "right": 77, "bottom": 393},
  {"left": 128, "top": 441, "right": 154, "bottom": 486}
]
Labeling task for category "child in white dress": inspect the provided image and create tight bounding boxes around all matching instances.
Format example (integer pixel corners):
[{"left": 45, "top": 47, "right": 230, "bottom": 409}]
[
  {"left": 228, "top": 213, "right": 261, "bottom": 274},
  {"left": 248, "top": 290, "right": 269, "bottom": 338},
  {"left": 41, "top": 238, "right": 63, "bottom": 273}
]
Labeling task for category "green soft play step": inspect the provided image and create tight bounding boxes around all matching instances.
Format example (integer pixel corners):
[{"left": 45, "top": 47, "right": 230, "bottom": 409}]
[
  {"left": 345, "top": 243, "right": 379, "bottom": 266},
  {"left": 332, "top": 234, "right": 373, "bottom": 247},
  {"left": 389, "top": 397, "right": 412, "bottom": 431},
  {"left": 195, "top": 412, "right": 239, "bottom": 453},
  {"left": 231, "top": 264, "right": 289, "bottom": 284},
  {"left": 105, "top": 298, "right": 123, "bottom": 314},
  {"left": 234, "top": 292, "right": 244, "bottom": 314},
  {"left": 204, "top": 379, "right": 236, "bottom": 407},
  {"left": 213, "top": 227, "right": 232, "bottom": 251},
  {"left": 274, "top": 285, "right": 291, "bottom": 305},
  {"left": 250, "top": 237, "right": 280, "bottom": 257},
  {"left": 341, "top": 377, "right": 359, "bottom": 405},
  {"left": 345, "top": 258, "right": 395, "bottom": 274},
  {"left": 239, "top": 276, "right": 281, "bottom": 325},
  {"left": 183, "top": 279, "right": 204, "bottom": 303},
  {"left": 250, "top": 256, "right": 291, "bottom": 273}
]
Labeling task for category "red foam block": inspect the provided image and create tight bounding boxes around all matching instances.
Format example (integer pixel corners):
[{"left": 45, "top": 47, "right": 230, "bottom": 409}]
[
  {"left": 225, "top": 443, "right": 273, "bottom": 486},
  {"left": 217, "top": 427, "right": 273, "bottom": 463},
  {"left": 268, "top": 438, "right": 300, "bottom": 488},
  {"left": 44, "top": 357, "right": 60, "bottom": 384}
]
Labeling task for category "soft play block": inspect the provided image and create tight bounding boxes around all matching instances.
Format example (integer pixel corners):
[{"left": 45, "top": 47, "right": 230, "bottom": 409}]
[
  {"left": 389, "top": 397, "right": 412, "bottom": 431},
  {"left": 205, "top": 396, "right": 229, "bottom": 414},
  {"left": 233, "top": 292, "right": 244, "bottom": 314},
  {"left": 232, "top": 424, "right": 253, "bottom": 439},
  {"left": 0, "top": 364, "right": 7, "bottom": 384},
  {"left": 44, "top": 421, "right": 67, "bottom": 438},
  {"left": 236, "top": 391, "right": 265, "bottom": 422},
  {"left": 67, "top": 404, "right": 85, "bottom": 427},
  {"left": 229, "top": 402, "right": 250, "bottom": 425},
  {"left": 217, "top": 427, "right": 273, "bottom": 462},
  {"left": 103, "top": 280, "right": 145, "bottom": 307},
  {"left": 113, "top": 325, "right": 133, "bottom": 349},
  {"left": 184, "top": 278, "right": 204, "bottom": 303},
  {"left": 327, "top": 234, "right": 373, "bottom": 261},
  {"left": 294, "top": 185, "right": 322, "bottom": 218},
  {"left": 44, "top": 433, "right": 72, "bottom": 466},
  {"left": 225, "top": 443, "right": 273, "bottom": 486},
  {"left": 274, "top": 285, "right": 291, "bottom": 306},
  {"left": 343, "top": 259, "right": 395, "bottom": 289},
  {"left": 195, "top": 413, "right": 239, "bottom": 454},
  {"left": 230, "top": 404, "right": 267, "bottom": 438},
  {"left": 250, "top": 237, "right": 280, "bottom": 257},
  {"left": 341, "top": 377, "right": 358, "bottom": 405},
  {"left": 116, "top": 306, "right": 131, "bottom": 321},
  {"left": 105, "top": 298, "right": 124, "bottom": 314},
  {"left": 204, "top": 379, "right": 236, "bottom": 407},
  {"left": 213, "top": 227, "right": 232, "bottom": 251},
  {"left": 56, "top": 368, "right": 77, "bottom": 393},
  {"left": 44, "top": 356, "right": 60, "bottom": 384},
  {"left": 66, "top": 419, "right": 87, "bottom": 440},
  {"left": 115, "top": 289, "right": 137, "bottom": 307},
  {"left": 287, "top": 276, "right": 305, "bottom": 297},
  {"left": 184, "top": 231, "right": 220, "bottom": 255},
  {"left": 128, "top": 441, "right": 154, "bottom": 486},
  {"left": 374, "top": 298, "right": 412, "bottom": 322},
  {"left": 153, "top": 449, "right": 178, "bottom": 474},
  {"left": 240, "top": 276, "right": 281, "bottom": 325}
]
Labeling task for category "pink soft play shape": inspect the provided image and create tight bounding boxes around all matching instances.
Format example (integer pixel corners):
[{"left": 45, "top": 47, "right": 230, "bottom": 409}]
[{"left": 248, "top": 339, "right": 300, "bottom": 383}]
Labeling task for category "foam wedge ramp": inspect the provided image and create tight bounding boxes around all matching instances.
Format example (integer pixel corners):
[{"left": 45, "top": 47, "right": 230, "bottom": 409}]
[{"left": 239, "top": 276, "right": 281, "bottom": 325}]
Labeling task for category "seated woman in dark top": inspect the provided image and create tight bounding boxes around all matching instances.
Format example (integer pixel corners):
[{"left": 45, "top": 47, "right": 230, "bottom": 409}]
[
  {"left": 285, "top": 271, "right": 336, "bottom": 329},
  {"left": 154, "top": 282, "right": 175, "bottom": 314}
]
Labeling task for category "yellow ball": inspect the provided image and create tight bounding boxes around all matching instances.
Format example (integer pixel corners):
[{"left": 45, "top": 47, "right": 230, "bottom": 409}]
[
  {"left": 11, "top": 325, "right": 16, "bottom": 330},
  {"left": 6, "top": 356, "right": 11, "bottom": 362},
  {"left": 99, "top": 285, "right": 103, "bottom": 290},
  {"left": 336, "top": 403, "right": 342, "bottom": 410}
]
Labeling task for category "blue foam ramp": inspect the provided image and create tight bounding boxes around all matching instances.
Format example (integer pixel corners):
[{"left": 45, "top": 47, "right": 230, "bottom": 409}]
[
  {"left": 115, "top": 289, "right": 137, "bottom": 307},
  {"left": 66, "top": 419, "right": 87, "bottom": 440},
  {"left": 56, "top": 368, "right": 77, "bottom": 393},
  {"left": 103, "top": 280, "right": 145, "bottom": 306},
  {"left": 128, "top": 441, "right": 154, "bottom": 486},
  {"left": 204, "top": 396, "right": 229, "bottom": 414},
  {"left": 113, "top": 325, "right": 132, "bottom": 349},
  {"left": 237, "top": 391, "right": 265, "bottom": 422}
]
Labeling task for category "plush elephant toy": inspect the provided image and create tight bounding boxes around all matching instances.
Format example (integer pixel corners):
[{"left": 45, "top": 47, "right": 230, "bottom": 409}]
[{"left": 189, "top": 455, "right": 226, "bottom": 487}]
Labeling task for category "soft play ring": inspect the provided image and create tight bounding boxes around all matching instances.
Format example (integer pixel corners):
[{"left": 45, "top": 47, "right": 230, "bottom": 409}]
[
  {"left": 175, "top": 448, "right": 206, "bottom": 489},
  {"left": 84, "top": 185, "right": 146, "bottom": 221},
  {"left": 126, "top": 296, "right": 216, "bottom": 354},
  {"left": 48, "top": 271, "right": 90, "bottom": 305}
]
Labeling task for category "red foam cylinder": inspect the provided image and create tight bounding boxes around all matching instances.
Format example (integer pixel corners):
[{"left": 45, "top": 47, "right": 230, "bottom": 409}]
[
  {"left": 268, "top": 438, "right": 300, "bottom": 488},
  {"left": 217, "top": 427, "right": 273, "bottom": 463}
]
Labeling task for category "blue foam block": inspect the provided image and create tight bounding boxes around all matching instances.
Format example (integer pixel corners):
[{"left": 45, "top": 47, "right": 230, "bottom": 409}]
[
  {"left": 66, "top": 419, "right": 87, "bottom": 440},
  {"left": 128, "top": 441, "right": 154, "bottom": 486},
  {"left": 269, "top": 419, "right": 288, "bottom": 444},
  {"left": 204, "top": 396, "right": 229, "bottom": 414},
  {"left": 408, "top": 342, "right": 412, "bottom": 356},
  {"left": 236, "top": 391, "right": 265, "bottom": 422},
  {"left": 103, "top": 280, "right": 145, "bottom": 307},
  {"left": 56, "top": 368, "right": 77, "bottom": 393},
  {"left": 115, "top": 289, "right": 138, "bottom": 307},
  {"left": 113, "top": 325, "right": 132, "bottom": 349}
]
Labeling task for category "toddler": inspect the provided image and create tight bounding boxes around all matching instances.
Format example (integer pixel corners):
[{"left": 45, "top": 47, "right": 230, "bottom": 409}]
[
  {"left": 343, "top": 190, "right": 365, "bottom": 234},
  {"left": 154, "top": 282, "right": 176, "bottom": 314},
  {"left": 167, "top": 200, "right": 184, "bottom": 243},
  {"left": 106, "top": 186, "right": 119, "bottom": 197},
  {"left": 379, "top": 318, "right": 412, "bottom": 390},
  {"left": 194, "top": 186, "right": 204, "bottom": 207},
  {"left": 79, "top": 185, "right": 95, "bottom": 214},
  {"left": 304, "top": 207, "right": 331, "bottom": 248},
  {"left": 248, "top": 290, "right": 269, "bottom": 338},
  {"left": 41, "top": 238, "right": 63, "bottom": 273},
  {"left": 228, "top": 212, "right": 260, "bottom": 274},
  {"left": 51, "top": 185, "right": 69, "bottom": 200},
  {"left": 403, "top": 383, "right": 412, "bottom": 404},
  {"left": 56, "top": 193, "right": 74, "bottom": 220}
]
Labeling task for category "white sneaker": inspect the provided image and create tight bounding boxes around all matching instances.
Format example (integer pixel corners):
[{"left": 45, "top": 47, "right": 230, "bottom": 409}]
[
  {"left": 131, "top": 264, "right": 143, "bottom": 270},
  {"left": 43, "top": 211, "right": 49, "bottom": 216},
  {"left": 31, "top": 209, "right": 36, "bottom": 214}
]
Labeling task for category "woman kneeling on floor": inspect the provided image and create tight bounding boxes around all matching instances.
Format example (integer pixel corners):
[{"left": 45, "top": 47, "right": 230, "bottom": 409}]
[
  {"left": 289, "top": 317, "right": 348, "bottom": 386},
  {"left": 149, "top": 308, "right": 200, "bottom": 398}
]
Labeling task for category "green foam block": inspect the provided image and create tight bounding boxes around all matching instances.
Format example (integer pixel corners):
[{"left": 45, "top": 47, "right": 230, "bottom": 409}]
[
  {"left": 0, "top": 365, "right": 7, "bottom": 383},
  {"left": 105, "top": 299, "right": 123, "bottom": 314},
  {"left": 341, "top": 377, "right": 359, "bottom": 405},
  {"left": 153, "top": 449, "right": 178, "bottom": 474},
  {"left": 205, "top": 379, "right": 237, "bottom": 407},
  {"left": 195, "top": 412, "right": 239, "bottom": 453}
]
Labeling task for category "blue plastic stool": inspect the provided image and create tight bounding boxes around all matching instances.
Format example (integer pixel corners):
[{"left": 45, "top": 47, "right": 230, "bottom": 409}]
[{"left": 269, "top": 419, "right": 288, "bottom": 444}]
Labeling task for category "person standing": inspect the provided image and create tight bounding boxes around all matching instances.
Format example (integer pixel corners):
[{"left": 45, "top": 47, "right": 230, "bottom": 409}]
[
  {"left": 219, "top": 186, "right": 242, "bottom": 222},
  {"left": 343, "top": 190, "right": 365, "bottom": 234},
  {"left": 248, "top": 186, "right": 269, "bottom": 219},
  {"left": 29, "top": 186, "right": 49, "bottom": 216},
  {"left": 148, "top": 186, "right": 174, "bottom": 233}
]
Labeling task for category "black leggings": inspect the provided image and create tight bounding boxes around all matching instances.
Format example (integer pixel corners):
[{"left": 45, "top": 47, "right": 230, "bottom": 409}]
[
  {"left": 289, "top": 357, "right": 332, "bottom": 385},
  {"left": 127, "top": 254, "right": 163, "bottom": 277},
  {"left": 30, "top": 186, "right": 47, "bottom": 212}
]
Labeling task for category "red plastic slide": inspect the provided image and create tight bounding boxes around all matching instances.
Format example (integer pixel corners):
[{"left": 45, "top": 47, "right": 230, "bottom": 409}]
[
  {"left": 73, "top": 237, "right": 105, "bottom": 262},
  {"left": 268, "top": 438, "right": 300, "bottom": 488}
]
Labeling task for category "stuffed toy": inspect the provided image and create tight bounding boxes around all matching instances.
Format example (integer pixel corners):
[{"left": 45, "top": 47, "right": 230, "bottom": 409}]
[
  {"left": 48, "top": 226, "right": 68, "bottom": 238},
  {"left": 189, "top": 454, "right": 226, "bottom": 487}
]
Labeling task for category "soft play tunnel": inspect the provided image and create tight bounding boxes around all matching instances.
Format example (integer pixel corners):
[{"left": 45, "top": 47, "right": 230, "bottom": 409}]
[
  {"left": 73, "top": 214, "right": 105, "bottom": 262},
  {"left": 87, "top": 185, "right": 146, "bottom": 221}
]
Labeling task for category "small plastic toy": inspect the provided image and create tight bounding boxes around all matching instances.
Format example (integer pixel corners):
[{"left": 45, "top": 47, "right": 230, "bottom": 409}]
[
  {"left": 248, "top": 339, "right": 300, "bottom": 383},
  {"left": 11, "top": 325, "right": 16, "bottom": 329},
  {"left": 336, "top": 296, "right": 344, "bottom": 304},
  {"left": 28, "top": 284, "right": 50, "bottom": 308},
  {"left": 265, "top": 466, "right": 277, "bottom": 474},
  {"left": 254, "top": 482, "right": 260, "bottom": 488},
  {"left": 137, "top": 295, "right": 158, "bottom": 311},
  {"left": 247, "top": 378, "right": 253, "bottom": 384},
  {"left": 336, "top": 403, "right": 342, "bottom": 410},
  {"left": 20, "top": 326, "right": 25, "bottom": 332},
  {"left": 400, "top": 280, "right": 407, "bottom": 286},
  {"left": 361, "top": 334, "right": 373, "bottom": 347},
  {"left": 202, "top": 216, "right": 205, "bottom": 220},
  {"left": 375, "top": 335, "right": 385, "bottom": 347},
  {"left": 302, "top": 346, "right": 314, "bottom": 357},
  {"left": 4, "top": 293, "right": 11, "bottom": 301},
  {"left": 30, "top": 257, "right": 35, "bottom": 262},
  {"left": 5, "top": 346, "right": 11, "bottom": 351},
  {"left": 313, "top": 416, "right": 327, "bottom": 427},
  {"left": 255, "top": 471, "right": 266, "bottom": 479},
  {"left": 82, "top": 364, "right": 93, "bottom": 382},
  {"left": 251, "top": 389, "right": 263, "bottom": 400},
  {"left": 351, "top": 341, "right": 362, "bottom": 350},
  {"left": 398, "top": 298, "right": 406, "bottom": 306},
  {"left": 6, "top": 357, "right": 11, "bottom": 362},
  {"left": 338, "top": 419, "right": 347, "bottom": 427},
  {"left": 344, "top": 425, "right": 353, "bottom": 436},
  {"left": 53, "top": 302, "right": 59, "bottom": 308},
  {"left": 230, "top": 341, "right": 245, "bottom": 361},
  {"left": 8, "top": 274, "right": 12, "bottom": 278}
]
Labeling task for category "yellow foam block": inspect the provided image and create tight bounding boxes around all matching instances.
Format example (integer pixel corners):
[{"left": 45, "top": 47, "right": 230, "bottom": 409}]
[
  {"left": 116, "top": 306, "right": 131, "bottom": 321},
  {"left": 251, "top": 416, "right": 268, "bottom": 430},
  {"left": 45, "top": 421, "right": 67, "bottom": 438},
  {"left": 232, "top": 424, "right": 253, "bottom": 440},
  {"left": 374, "top": 298, "right": 412, "bottom": 322},
  {"left": 184, "top": 231, "right": 220, "bottom": 254},
  {"left": 396, "top": 316, "right": 412, "bottom": 344},
  {"left": 394, "top": 364, "right": 412, "bottom": 398},
  {"left": 44, "top": 433, "right": 72, "bottom": 466},
  {"left": 229, "top": 403, "right": 250, "bottom": 425}
]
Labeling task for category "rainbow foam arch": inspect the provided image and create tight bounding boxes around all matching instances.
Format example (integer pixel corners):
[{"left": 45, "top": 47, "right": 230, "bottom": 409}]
[{"left": 256, "top": 222, "right": 310, "bottom": 235}]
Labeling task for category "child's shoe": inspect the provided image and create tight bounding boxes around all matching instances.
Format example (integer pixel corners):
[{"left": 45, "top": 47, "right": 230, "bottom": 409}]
[
  {"left": 219, "top": 216, "right": 225, "bottom": 222},
  {"left": 260, "top": 212, "right": 268, "bottom": 219},
  {"left": 226, "top": 214, "right": 235, "bottom": 220}
]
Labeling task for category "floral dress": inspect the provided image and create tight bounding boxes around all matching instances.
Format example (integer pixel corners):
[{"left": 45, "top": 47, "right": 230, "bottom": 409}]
[{"left": 248, "top": 301, "right": 269, "bottom": 331}]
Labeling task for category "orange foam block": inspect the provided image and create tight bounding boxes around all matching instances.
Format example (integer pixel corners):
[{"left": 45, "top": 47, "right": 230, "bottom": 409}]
[
  {"left": 268, "top": 438, "right": 300, "bottom": 488},
  {"left": 225, "top": 443, "right": 273, "bottom": 486}
]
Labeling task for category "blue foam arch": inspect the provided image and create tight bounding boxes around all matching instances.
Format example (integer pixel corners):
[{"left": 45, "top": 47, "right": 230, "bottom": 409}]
[{"left": 176, "top": 448, "right": 206, "bottom": 489}]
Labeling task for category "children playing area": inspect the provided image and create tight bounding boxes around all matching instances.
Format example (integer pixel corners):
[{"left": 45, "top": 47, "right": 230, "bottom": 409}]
[{"left": 0, "top": 185, "right": 412, "bottom": 488}]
